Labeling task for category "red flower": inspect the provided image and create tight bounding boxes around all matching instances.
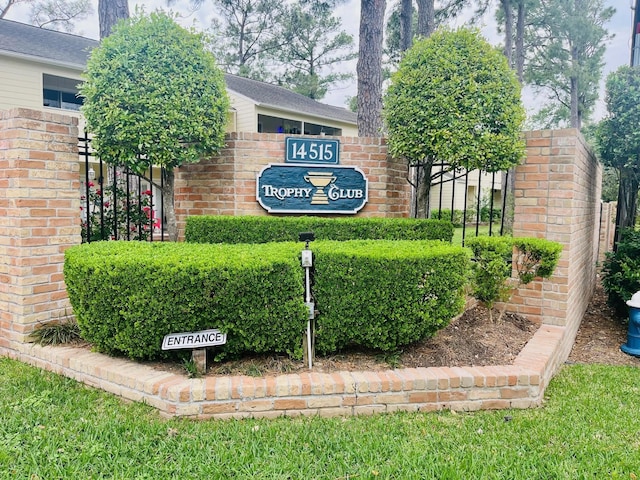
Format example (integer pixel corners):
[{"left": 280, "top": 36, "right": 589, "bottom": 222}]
[
  {"left": 88, "top": 182, "right": 95, "bottom": 188},
  {"left": 142, "top": 189, "right": 153, "bottom": 195}
]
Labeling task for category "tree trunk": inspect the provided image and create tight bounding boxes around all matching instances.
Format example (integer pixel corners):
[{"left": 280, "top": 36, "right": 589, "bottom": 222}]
[
  {"left": 413, "top": 162, "right": 433, "bottom": 218},
  {"left": 357, "top": 0, "right": 386, "bottom": 137},
  {"left": 416, "top": 0, "right": 435, "bottom": 37},
  {"left": 98, "top": 0, "right": 129, "bottom": 39},
  {"left": 162, "top": 169, "right": 178, "bottom": 242},
  {"left": 501, "top": 0, "right": 513, "bottom": 68},
  {"left": 614, "top": 171, "right": 640, "bottom": 250},
  {"left": 570, "top": 74, "right": 580, "bottom": 128},
  {"left": 515, "top": 0, "right": 525, "bottom": 82},
  {"left": 400, "top": 0, "right": 412, "bottom": 52},
  {"left": 501, "top": 169, "right": 516, "bottom": 234}
]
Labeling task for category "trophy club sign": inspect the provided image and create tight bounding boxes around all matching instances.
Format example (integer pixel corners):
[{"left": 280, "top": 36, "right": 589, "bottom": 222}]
[{"left": 257, "top": 138, "right": 368, "bottom": 214}]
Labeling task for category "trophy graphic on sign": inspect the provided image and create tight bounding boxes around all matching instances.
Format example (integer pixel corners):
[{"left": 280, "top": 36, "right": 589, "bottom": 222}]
[{"left": 304, "top": 171, "right": 336, "bottom": 205}]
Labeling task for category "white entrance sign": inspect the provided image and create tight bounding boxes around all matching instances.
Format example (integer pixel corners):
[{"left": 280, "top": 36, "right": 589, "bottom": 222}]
[{"left": 161, "top": 329, "right": 227, "bottom": 350}]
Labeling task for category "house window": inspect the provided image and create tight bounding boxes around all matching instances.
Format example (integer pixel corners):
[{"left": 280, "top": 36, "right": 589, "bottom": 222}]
[
  {"left": 258, "top": 114, "right": 301, "bottom": 134},
  {"left": 303, "top": 122, "right": 342, "bottom": 136},
  {"left": 257, "top": 114, "right": 341, "bottom": 136},
  {"left": 43, "top": 74, "right": 83, "bottom": 111}
]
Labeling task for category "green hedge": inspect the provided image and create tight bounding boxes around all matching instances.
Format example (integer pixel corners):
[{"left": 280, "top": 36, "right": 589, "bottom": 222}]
[
  {"left": 312, "top": 240, "right": 469, "bottom": 354},
  {"left": 64, "top": 241, "right": 308, "bottom": 360},
  {"left": 64, "top": 239, "right": 468, "bottom": 361},
  {"left": 602, "top": 228, "right": 640, "bottom": 317},
  {"left": 465, "top": 235, "right": 562, "bottom": 314},
  {"left": 185, "top": 215, "right": 454, "bottom": 244}
]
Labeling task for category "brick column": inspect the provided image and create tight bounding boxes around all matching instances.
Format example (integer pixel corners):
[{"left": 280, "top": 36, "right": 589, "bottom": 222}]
[
  {"left": 0, "top": 108, "right": 81, "bottom": 348},
  {"left": 510, "top": 129, "right": 601, "bottom": 329},
  {"left": 175, "top": 134, "right": 411, "bottom": 240}
]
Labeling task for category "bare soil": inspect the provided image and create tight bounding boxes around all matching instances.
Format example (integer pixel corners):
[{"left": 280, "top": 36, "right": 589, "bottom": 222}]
[
  {"left": 567, "top": 283, "right": 640, "bottom": 367},
  {"left": 180, "top": 282, "right": 639, "bottom": 378},
  {"left": 63, "top": 281, "right": 640, "bottom": 376}
]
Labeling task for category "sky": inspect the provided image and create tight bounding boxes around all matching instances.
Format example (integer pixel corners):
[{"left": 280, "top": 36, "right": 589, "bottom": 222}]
[{"left": 4, "top": 0, "right": 635, "bottom": 120}]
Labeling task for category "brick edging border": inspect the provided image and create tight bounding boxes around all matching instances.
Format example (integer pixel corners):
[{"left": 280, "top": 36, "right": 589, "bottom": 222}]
[{"left": 1, "top": 324, "right": 569, "bottom": 419}]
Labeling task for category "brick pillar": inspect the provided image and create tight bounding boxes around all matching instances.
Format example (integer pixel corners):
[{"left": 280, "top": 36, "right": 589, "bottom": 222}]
[
  {"left": 175, "top": 134, "right": 412, "bottom": 240},
  {"left": 0, "top": 108, "right": 81, "bottom": 347},
  {"left": 510, "top": 129, "right": 601, "bottom": 328}
]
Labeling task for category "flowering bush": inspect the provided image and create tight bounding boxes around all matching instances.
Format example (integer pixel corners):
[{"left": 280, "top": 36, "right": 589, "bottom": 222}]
[{"left": 81, "top": 174, "right": 159, "bottom": 242}]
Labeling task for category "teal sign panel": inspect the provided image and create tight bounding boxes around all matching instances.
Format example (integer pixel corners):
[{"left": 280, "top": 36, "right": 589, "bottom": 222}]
[
  {"left": 285, "top": 137, "right": 340, "bottom": 164},
  {"left": 257, "top": 164, "right": 368, "bottom": 214}
]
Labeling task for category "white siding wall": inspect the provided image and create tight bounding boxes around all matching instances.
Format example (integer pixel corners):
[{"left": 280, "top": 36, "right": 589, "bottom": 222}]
[
  {"left": 0, "top": 56, "right": 83, "bottom": 116},
  {"left": 228, "top": 92, "right": 258, "bottom": 132},
  {"left": 0, "top": 56, "right": 357, "bottom": 136}
]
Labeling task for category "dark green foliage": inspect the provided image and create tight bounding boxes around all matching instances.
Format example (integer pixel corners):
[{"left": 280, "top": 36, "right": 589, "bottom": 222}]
[
  {"left": 601, "top": 228, "right": 640, "bottom": 317},
  {"left": 466, "top": 236, "right": 514, "bottom": 311},
  {"left": 64, "top": 238, "right": 468, "bottom": 361},
  {"left": 383, "top": 27, "right": 525, "bottom": 172},
  {"left": 512, "top": 237, "right": 563, "bottom": 284},
  {"left": 480, "top": 207, "right": 501, "bottom": 223},
  {"left": 430, "top": 209, "right": 464, "bottom": 227},
  {"left": 64, "top": 242, "right": 308, "bottom": 360},
  {"left": 185, "top": 215, "right": 454, "bottom": 244},
  {"left": 80, "top": 11, "right": 229, "bottom": 171},
  {"left": 31, "top": 321, "right": 82, "bottom": 346},
  {"left": 312, "top": 240, "right": 470, "bottom": 354},
  {"left": 466, "top": 236, "right": 562, "bottom": 315}
]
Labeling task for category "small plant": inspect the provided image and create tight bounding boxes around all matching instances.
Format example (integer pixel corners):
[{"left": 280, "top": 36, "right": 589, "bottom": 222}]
[
  {"left": 31, "top": 320, "right": 82, "bottom": 346},
  {"left": 430, "top": 209, "right": 464, "bottom": 227},
  {"left": 246, "top": 363, "right": 263, "bottom": 377},
  {"left": 376, "top": 350, "right": 402, "bottom": 369},
  {"left": 181, "top": 358, "right": 202, "bottom": 378},
  {"left": 467, "top": 236, "right": 562, "bottom": 321},
  {"left": 81, "top": 171, "right": 158, "bottom": 243}
]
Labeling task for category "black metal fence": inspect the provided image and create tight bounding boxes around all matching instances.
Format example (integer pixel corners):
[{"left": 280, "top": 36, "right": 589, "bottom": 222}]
[
  {"left": 79, "top": 135, "right": 165, "bottom": 243},
  {"left": 421, "top": 162, "right": 509, "bottom": 245}
]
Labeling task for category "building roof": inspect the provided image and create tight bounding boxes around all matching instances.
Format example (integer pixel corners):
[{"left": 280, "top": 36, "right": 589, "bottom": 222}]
[
  {"left": 224, "top": 74, "right": 357, "bottom": 125},
  {"left": 0, "top": 18, "right": 98, "bottom": 68},
  {"left": 0, "top": 18, "right": 357, "bottom": 125}
]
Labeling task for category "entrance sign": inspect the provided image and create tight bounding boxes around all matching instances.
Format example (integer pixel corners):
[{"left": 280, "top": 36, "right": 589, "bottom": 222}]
[
  {"left": 285, "top": 137, "right": 340, "bottom": 164},
  {"left": 161, "top": 329, "right": 227, "bottom": 350},
  {"left": 257, "top": 164, "right": 368, "bottom": 214}
]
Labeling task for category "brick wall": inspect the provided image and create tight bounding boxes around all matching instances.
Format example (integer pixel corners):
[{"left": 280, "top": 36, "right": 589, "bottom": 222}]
[
  {"left": 174, "top": 133, "right": 411, "bottom": 240},
  {"left": 0, "top": 108, "right": 81, "bottom": 346},
  {"left": 511, "top": 130, "right": 602, "bottom": 333},
  {"left": 0, "top": 110, "right": 610, "bottom": 418}
]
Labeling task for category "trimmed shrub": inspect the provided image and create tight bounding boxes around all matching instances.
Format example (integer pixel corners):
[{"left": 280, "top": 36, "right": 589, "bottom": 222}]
[
  {"left": 312, "top": 240, "right": 470, "bottom": 354},
  {"left": 511, "top": 237, "right": 563, "bottom": 284},
  {"left": 64, "top": 241, "right": 308, "bottom": 360},
  {"left": 65, "top": 239, "right": 469, "bottom": 361},
  {"left": 480, "top": 206, "right": 501, "bottom": 223},
  {"left": 430, "top": 209, "right": 464, "bottom": 227},
  {"left": 466, "top": 236, "right": 514, "bottom": 312},
  {"left": 602, "top": 228, "right": 640, "bottom": 317},
  {"left": 185, "top": 215, "right": 454, "bottom": 244},
  {"left": 466, "top": 235, "right": 562, "bottom": 320}
]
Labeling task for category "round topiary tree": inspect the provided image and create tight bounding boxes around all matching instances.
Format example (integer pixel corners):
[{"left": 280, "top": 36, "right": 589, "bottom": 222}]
[
  {"left": 383, "top": 27, "right": 526, "bottom": 218},
  {"left": 80, "top": 11, "right": 229, "bottom": 241}
]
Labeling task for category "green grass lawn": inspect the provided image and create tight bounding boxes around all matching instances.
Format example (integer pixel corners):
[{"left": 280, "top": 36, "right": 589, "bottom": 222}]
[{"left": 1, "top": 358, "right": 639, "bottom": 479}]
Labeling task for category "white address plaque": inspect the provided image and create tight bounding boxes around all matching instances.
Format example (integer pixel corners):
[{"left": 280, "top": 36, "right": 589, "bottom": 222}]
[{"left": 161, "top": 329, "right": 227, "bottom": 351}]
